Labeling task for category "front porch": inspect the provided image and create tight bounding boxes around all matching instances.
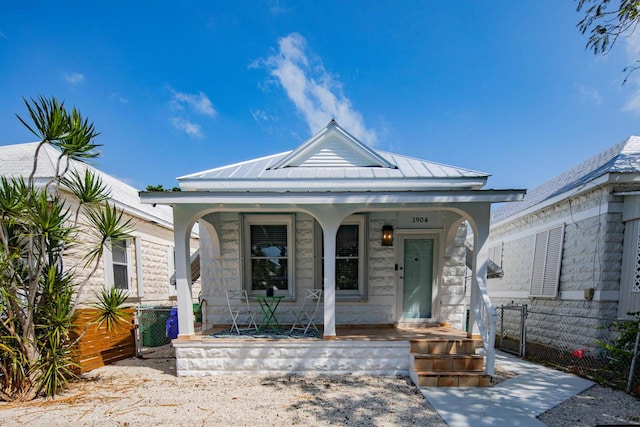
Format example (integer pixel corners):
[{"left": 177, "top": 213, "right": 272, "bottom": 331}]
[{"left": 172, "top": 325, "right": 491, "bottom": 387}]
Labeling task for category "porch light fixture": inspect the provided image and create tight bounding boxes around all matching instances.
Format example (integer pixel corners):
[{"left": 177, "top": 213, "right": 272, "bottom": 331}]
[{"left": 381, "top": 225, "right": 394, "bottom": 247}]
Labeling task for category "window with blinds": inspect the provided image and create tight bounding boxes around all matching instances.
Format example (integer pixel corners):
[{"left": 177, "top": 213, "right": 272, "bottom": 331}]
[
  {"left": 243, "top": 215, "right": 294, "bottom": 295},
  {"left": 316, "top": 215, "right": 367, "bottom": 298},
  {"left": 529, "top": 225, "right": 564, "bottom": 298}
]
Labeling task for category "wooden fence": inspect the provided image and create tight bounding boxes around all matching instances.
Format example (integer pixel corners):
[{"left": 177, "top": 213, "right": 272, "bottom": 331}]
[{"left": 71, "top": 308, "right": 136, "bottom": 373}]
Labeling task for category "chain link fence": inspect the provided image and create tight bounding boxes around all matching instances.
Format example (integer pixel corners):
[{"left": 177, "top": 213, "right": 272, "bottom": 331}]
[
  {"left": 498, "top": 304, "right": 640, "bottom": 394},
  {"left": 136, "top": 306, "right": 173, "bottom": 355},
  {"left": 134, "top": 304, "right": 203, "bottom": 356}
]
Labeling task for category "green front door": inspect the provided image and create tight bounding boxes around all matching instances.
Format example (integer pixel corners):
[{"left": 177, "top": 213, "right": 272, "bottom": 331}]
[{"left": 402, "top": 238, "right": 434, "bottom": 319}]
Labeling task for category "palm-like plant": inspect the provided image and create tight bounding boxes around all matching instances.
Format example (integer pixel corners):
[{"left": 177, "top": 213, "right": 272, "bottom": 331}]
[{"left": 0, "top": 96, "right": 132, "bottom": 401}]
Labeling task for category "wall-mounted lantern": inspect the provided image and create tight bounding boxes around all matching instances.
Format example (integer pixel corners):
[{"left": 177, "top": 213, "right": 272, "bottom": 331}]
[{"left": 381, "top": 225, "right": 394, "bottom": 247}]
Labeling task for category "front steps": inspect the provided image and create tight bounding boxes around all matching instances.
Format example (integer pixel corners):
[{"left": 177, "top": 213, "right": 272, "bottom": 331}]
[{"left": 409, "top": 338, "right": 492, "bottom": 387}]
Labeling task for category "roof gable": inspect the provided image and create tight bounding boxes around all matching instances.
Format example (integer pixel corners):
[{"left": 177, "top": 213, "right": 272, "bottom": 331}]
[
  {"left": 269, "top": 120, "right": 396, "bottom": 169},
  {"left": 178, "top": 120, "right": 490, "bottom": 192}
]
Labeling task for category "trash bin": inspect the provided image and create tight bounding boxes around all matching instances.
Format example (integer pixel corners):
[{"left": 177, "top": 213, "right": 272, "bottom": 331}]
[
  {"left": 166, "top": 307, "right": 179, "bottom": 339},
  {"left": 193, "top": 303, "right": 202, "bottom": 324},
  {"left": 140, "top": 307, "right": 172, "bottom": 347}
]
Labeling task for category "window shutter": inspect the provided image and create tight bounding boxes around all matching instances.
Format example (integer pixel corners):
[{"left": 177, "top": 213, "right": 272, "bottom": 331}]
[
  {"left": 530, "top": 225, "right": 564, "bottom": 297},
  {"left": 488, "top": 243, "right": 502, "bottom": 268}
]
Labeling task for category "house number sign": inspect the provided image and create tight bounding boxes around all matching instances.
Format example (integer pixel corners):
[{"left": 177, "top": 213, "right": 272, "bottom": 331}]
[{"left": 397, "top": 212, "right": 442, "bottom": 228}]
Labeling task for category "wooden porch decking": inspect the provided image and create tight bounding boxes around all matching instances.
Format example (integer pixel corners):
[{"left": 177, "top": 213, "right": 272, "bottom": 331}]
[{"left": 185, "top": 324, "right": 470, "bottom": 342}]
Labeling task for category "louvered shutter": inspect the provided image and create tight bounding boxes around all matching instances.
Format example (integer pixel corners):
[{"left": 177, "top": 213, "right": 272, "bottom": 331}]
[
  {"left": 488, "top": 243, "right": 502, "bottom": 268},
  {"left": 529, "top": 225, "right": 564, "bottom": 297}
]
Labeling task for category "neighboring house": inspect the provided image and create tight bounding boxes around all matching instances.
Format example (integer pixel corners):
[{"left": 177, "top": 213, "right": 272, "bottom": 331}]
[
  {"left": 141, "top": 120, "right": 524, "bottom": 372},
  {"left": 0, "top": 141, "right": 199, "bottom": 306},
  {"left": 487, "top": 136, "right": 640, "bottom": 350}
]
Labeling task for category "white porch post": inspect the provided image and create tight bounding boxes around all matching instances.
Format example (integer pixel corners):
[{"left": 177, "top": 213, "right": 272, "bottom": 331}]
[
  {"left": 173, "top": 205, "right": 195, "bottom": 337},
  {"left": 321, "top": 223, "right": 339, "bottom": 338},
  {"left": 469, "top": 204, "right": 490, "bottom": 338},
  {"left": 311, "top": 206, "right": 352, "bottom": 339}
]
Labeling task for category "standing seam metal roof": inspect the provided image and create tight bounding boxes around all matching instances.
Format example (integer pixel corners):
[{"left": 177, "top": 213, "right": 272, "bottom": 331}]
[{"left": 491, "top": 135, "right": 640, "bottom": 223}]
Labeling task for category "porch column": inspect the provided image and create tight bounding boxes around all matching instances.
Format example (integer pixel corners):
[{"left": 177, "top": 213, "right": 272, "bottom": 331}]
[
  {"left": 310, "top": 205, "right": 353, "bottom": 339},
  {"left": 321, "top": 223, "right": 340, "bottom": 339},
  {"left": 469, "top": 204, "right": 490, "bottom": 338},
  {"left": 173, "top": 205, "right": 195, "bottom": 337}
]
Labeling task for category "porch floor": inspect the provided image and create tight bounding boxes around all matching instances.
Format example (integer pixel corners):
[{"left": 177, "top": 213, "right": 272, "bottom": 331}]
[{"left": 183, "top": 324, "right": 470, "bottom": 342}]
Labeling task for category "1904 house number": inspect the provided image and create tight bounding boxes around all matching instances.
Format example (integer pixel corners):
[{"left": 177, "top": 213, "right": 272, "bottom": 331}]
[{"left": 412, "top": 216, "right": 429, "bottom": 223}]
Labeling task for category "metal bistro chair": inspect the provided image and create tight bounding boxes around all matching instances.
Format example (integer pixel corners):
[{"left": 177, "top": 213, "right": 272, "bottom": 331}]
[
  {"left": 226, "top": 289, "right": 258, "bottom": 334},
  {"left": 290, "top": 289, "right": 322, "bottom": 335}
]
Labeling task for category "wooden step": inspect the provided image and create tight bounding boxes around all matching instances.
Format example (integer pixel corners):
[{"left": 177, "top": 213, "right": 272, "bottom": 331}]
[
  {"left": 410, "top": 338, "right": 479, "bottom": 355},
  {"left": 411, "top": 353, "right": 484, "bottom": 372},
  {"left": 413, "top": 371, "right": 492, "bottom": 387},
  {"left": 409, "top": 337, "right": 491, "bottom": 387}
]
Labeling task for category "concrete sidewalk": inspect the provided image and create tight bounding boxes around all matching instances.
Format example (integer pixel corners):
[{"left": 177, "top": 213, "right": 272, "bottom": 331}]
[{"left": 420, "top": 351, "right": 594, "bottom": 427}]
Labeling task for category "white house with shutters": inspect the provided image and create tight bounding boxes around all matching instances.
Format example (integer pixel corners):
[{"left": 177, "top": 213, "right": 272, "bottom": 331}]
[
  {"left": 487, "top": 135, "right": 640, "bottom": 349},
  {"left": 141, "top": 120, "right": 525, "bottom": 373},
  {"left": 0, "top": 141, "right": 199, "bottom": 306}
]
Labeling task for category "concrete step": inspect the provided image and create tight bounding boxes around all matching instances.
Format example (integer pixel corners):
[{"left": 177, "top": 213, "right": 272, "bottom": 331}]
[{"left": 411, "top": 353, "right": 484, "bottom": 372}]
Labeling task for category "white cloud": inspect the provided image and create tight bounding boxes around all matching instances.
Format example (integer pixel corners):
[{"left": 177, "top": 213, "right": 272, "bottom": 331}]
[
  {"left": 64, "top": 72, "right": 85, "bottom": 84},
  {"left": 261, "top": 33, "right": 377, "bottom": 145},
  {"left": 110, "top": 92, "right": 129, "bottom": 103},
  {"left": 168, "top": 88, "right": 216, "bottom": 117},
  {"left": 171, "top": 117, "right": 203, "bottom": 138},
  {"left": 166, "top": 87, "right": 216, "bottom": 139},
  {"left": 251, "top": 109, "right": 276, "bottom": 122},
  {"left": 576, "top": 85, "right": 602, "bottom": 105}
]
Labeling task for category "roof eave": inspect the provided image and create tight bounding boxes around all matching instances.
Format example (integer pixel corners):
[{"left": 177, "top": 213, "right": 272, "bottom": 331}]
[
  {"left": 140, "top": 188, "right": 526, "bottom": 206},
  {"left": 177, "top": 177, "right": 489, "bottom": 192},
  {"left": 491, "top": 171, "right": 640, "bottom": 228}
]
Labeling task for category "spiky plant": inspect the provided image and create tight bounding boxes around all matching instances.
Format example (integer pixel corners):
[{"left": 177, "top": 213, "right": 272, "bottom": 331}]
[{"left": 0, "top": 96, "right": 132, "bottom": 401}]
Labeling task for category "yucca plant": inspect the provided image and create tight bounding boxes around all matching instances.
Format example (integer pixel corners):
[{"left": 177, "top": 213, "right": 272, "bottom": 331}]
[
  {"left": 0, "top": 96, "right": 132, "bottom": 401},
  {"left": 92, "top": 287, "right": 130, "bottom": 332}
]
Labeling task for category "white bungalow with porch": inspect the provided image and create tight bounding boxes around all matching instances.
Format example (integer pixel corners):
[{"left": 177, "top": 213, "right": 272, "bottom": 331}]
[{"left": 141, "top": 121, "right": 524, "bottom": 383}]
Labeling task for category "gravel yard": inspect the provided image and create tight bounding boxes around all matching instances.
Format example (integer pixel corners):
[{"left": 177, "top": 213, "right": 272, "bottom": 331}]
[{"left": 0, "top": 346, "right": 638, "bottom": 426}]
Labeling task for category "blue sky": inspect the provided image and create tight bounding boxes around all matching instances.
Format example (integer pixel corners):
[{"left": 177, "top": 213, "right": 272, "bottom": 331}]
[{"left": 1, "top": 1, "right": 639, "bottom": 192}]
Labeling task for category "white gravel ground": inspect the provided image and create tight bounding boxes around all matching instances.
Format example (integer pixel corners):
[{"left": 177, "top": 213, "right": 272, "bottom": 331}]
[{"left": 0, "top": 346, "right": 638, "bottom": 426}]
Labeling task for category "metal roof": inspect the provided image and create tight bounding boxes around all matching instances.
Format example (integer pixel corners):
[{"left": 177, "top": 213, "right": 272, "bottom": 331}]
[
  {"left": 492, "top": 135, "right": 640, "bottom": 223},
  {"left": 0, "top": 142, "right": 174, "bottom": 227},
  {"left": 178, "top": 121, "right": 490, "bottom": 192}
]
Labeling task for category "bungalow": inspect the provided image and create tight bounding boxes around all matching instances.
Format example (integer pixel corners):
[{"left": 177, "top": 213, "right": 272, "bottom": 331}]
[
  {"left": 0, "top": 141, "right": 200, "bottom": 306},
  {"left": 487, "top": 136, "right": 640, "bottom": 352},
  {"left": 141, "top": 120, "right": 525, "bottom": 377}
]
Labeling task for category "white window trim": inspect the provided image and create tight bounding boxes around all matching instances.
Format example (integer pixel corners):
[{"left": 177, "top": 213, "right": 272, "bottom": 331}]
[
  {"left": 529, "top": 224, "right": 564, "bottom": 298},
  {"left": 135, "top": 236, "right": 144, "bottom": 298},
  {"left": 242, "top": 214, "right": 295, "bottom": 298},
  {"left": 315, "top": 215, "right": 368, "bottom": 300},
  {"left": 103, "top": 238, "right": 133, "bottom": 292}
]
